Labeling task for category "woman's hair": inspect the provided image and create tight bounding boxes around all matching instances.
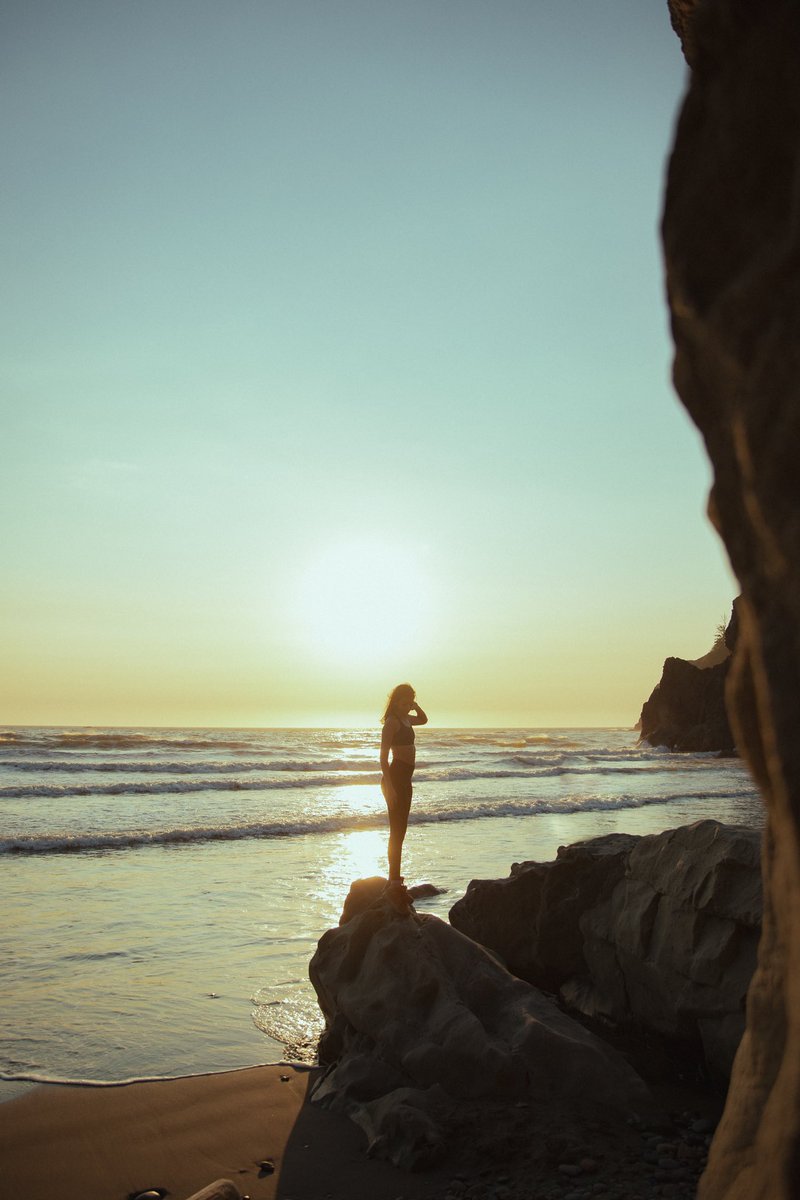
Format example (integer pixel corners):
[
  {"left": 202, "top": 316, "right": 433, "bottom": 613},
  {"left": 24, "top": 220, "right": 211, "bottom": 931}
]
[{"left": 382, "top": 682, "right": 415, "bottom": 722}]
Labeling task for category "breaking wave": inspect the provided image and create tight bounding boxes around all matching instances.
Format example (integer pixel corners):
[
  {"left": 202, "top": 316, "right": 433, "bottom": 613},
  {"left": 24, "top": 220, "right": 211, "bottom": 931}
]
[
  {"left": 0, "top": 788, "right": 755, "bottom": 855},
  {"left": 0, "top": 730, "right": 264, "bottom": 753},
  {"left": 0, "top": 757, "right": 378, "bottom": 775}
]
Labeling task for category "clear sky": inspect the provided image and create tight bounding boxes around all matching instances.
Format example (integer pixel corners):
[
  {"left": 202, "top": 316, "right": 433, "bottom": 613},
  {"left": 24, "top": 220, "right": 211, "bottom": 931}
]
[{"left": 1, "top": 1, "right": 736, "bottom": 729}]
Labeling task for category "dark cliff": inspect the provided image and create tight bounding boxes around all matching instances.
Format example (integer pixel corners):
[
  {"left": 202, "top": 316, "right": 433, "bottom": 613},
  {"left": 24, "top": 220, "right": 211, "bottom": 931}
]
[
  {"left": 662, "top": 3, "right": 800, "bottom": 1196},
  {"left": 638, "top": 602, "right": 739, "bottom": 753}
]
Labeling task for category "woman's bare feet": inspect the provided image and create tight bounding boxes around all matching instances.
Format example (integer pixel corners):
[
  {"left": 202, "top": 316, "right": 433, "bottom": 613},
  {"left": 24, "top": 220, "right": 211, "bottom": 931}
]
[{"left": 384, "top": 877, "right": 413, "bottom": 914}]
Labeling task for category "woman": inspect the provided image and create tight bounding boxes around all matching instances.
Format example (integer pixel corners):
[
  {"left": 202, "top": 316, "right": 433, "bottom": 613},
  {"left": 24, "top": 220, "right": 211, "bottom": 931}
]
[{"left": 380, "top": 683, "right": 428, "bottom": 911}]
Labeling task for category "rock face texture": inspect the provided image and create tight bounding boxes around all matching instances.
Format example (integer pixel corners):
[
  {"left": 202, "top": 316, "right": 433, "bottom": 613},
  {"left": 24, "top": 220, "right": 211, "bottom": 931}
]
[
  {"left": 450, "top": 821, "right": 761, "bottom": 1085},
  {"left": 667, "top": 0, "right": 700, "bottom": 67},
  {"left": 662, "top": 2, "right": 800, "bottom": 1196},
  {"left": 309, "top": 877, "right": 657, "bottom": 1169},
  {"left": 639, "top": 655, "right": 734, "bottom": 752},
  {"left": 639, "top": 602, "right": 739, "bottom": 753}
]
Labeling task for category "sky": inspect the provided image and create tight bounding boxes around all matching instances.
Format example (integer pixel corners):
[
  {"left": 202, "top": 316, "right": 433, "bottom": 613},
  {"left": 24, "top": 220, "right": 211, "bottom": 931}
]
[{"left": 0, "top": 1, "right": 737, "bottom": 729}]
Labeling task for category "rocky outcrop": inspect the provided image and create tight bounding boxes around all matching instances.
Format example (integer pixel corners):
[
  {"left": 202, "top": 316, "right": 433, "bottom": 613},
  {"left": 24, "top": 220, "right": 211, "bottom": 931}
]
[
  {"left": 449, "top": 821, "right": 761, "bottom": 1084},
  {"left": 667, "top": 0, "right": 701, "bottom": 68},
  {"left": 308, "top": 878, "right": 658, "bottom": 1170},
  {"left": 638, "top": 602, "right": 739, "bottom": 753},
  {"left": 639, "top": 656, "right": 734, "bottom": 752},
  {"left": 662, "top": 2, "right": 800, "bottom": 1196}
]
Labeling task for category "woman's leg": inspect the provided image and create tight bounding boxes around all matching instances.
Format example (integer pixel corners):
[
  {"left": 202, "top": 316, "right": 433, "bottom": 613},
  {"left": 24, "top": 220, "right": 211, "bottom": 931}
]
[{"left": 386, "top": 765, "right": 412, "bottom": 881}]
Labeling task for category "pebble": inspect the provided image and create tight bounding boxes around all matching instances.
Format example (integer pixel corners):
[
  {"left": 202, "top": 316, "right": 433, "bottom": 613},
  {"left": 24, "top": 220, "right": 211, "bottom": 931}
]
[
  {"left": 691, "top": 1117, "right": 715, "bottom": 1134},
  {"left": 558, "top": 1163, "right": 582, "bottom": 1177}
]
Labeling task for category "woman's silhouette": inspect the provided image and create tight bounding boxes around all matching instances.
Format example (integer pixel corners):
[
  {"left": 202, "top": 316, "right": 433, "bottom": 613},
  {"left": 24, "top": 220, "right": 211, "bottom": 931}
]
[{"left": 380, "top": 683, "right": 428, "bottom": 911}]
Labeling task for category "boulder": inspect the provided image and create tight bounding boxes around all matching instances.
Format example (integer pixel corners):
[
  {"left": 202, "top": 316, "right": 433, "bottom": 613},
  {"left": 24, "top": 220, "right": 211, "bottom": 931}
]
[
  {"left": 448, "top": 833, "right": 638, "bottom": 991},
  {"left": 662, "top": 1, "right": 800, "bottom": 1195},
  {"left": 450, "top": 821, "right": 761, "bottom": 1083},
  {"left": 309, "top": 879, "right": 658, "bottom": 1169}
]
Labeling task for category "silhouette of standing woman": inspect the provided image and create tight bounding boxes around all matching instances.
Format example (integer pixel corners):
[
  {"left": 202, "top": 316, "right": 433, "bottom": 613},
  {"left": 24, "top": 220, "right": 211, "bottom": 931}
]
[{"left": 380, "top": 683, "right": 428, "bottom": 910}]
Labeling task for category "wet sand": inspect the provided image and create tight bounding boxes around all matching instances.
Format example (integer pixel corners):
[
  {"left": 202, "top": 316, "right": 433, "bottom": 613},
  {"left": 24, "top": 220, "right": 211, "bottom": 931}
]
[{"left": 0, "top": 1064, "right": 417, "bottom": 1200}]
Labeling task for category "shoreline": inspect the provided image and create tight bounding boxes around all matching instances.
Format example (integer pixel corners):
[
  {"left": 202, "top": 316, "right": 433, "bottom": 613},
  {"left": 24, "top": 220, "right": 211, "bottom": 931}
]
[{"left": 0, "top": 1059, "right": 314, "bottom": 1109}]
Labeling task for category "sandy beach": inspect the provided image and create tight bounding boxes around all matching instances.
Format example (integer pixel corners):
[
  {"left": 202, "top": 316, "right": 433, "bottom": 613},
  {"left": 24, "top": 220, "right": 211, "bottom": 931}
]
[
  {"left": 0, "top": 1041, "right": 725, "bottom": 1200},
  {"left": 0, "top": 1064, "right": 420, "bottom": 1200}
]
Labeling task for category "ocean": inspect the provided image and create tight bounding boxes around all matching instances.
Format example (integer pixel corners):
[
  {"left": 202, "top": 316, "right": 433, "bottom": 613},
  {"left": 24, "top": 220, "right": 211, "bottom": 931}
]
[{"left": 0, "top": 725, "right": 763, "bottom": 1095}]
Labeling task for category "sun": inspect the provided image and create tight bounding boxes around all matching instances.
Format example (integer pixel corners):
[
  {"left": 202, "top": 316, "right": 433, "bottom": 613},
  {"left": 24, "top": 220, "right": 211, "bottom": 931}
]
[{"left": 297, "top": 538, "right": 435, "bottom": 666}]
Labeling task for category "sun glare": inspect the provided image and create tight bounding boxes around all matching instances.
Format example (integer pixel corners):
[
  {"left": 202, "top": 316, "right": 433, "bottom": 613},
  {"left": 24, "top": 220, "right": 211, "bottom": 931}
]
[{"left": 297, "top": 538, "right": 434, "bottom": 666}]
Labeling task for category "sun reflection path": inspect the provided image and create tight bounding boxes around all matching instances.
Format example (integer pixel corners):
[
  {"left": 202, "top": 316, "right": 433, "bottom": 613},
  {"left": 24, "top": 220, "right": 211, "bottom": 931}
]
[
  {"left": 323, "top": 829, "right": 387, "bottom": 916},
  {"left": 250, "top": 829, "right": 387, "bottom": 1063},
  {"left": 300, "top": 828, "right": 388, "bottom": 932}
]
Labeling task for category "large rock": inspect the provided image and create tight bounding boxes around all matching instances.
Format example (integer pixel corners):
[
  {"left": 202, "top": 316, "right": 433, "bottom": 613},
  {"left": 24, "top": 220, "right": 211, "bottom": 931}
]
[
  {"left": 309, "top": 878, "right": 658, "bottom": 1169},
  {"left": 449, "top": 832, "right": 638, "bottom": 993},
  {"left": 450, "top": 821, "right": 761, "bottom": 1083},
  {"left": 662, "top": 2, "right": 800, "bottom": 1196}
]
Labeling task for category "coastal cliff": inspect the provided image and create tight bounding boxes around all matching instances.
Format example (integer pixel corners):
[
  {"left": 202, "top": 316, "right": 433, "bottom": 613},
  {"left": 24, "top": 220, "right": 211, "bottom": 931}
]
[
  {"left": 638, "top": 602, "right": 739, "bottom": 753},
  {"left": 662, "top": 2, "right": 800, "bottom": 1196}
]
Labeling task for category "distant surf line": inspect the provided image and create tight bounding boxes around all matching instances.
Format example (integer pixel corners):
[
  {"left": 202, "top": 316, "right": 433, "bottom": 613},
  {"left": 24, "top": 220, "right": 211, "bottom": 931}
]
[{"left": 0, "top": 756, "right": 743, "bottom": 801}]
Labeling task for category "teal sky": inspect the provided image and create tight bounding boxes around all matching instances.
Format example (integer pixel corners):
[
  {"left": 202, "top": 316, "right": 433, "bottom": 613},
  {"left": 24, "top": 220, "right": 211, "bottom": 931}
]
[{"left": 1, "top": 2, "right": 736, "bottom": 728}]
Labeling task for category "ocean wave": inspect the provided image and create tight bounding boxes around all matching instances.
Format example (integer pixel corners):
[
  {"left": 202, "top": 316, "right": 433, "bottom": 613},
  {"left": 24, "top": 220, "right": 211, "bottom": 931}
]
[
  {"left": 0, "top": 756, "right": 748, "bottom": 799},
  {"left": 0, "top": 788, "right": 758, "bottom": 855},
  {"left": 0, "top": 757, "right": 377, "bottom": 775},
  {"left": 0, "top": 763, "right": 641, "bottom": 799},
  {"left": 0, "top": 771, "right": 383, "bottom": 799},
  {"left": 0, "top": 730, "right": 261, "bottom": 752},
  {"left": 0, "top": 766, "right": 530, "bottom": 799},
  {"left": 507, "top": 755, "right": 728, "bottom": 777}
]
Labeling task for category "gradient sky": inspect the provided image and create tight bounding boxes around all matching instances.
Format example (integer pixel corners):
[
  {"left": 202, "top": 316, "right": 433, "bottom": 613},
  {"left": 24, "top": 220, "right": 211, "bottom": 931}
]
[{"left": 1, "top": 1, "right": 736, "bottom": 728}]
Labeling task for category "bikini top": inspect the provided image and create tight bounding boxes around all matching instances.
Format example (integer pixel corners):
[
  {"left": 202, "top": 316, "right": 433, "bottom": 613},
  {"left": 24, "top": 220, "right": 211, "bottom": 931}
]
[{"left": 391, "top": 719, "right": 415, "bottom": 747}]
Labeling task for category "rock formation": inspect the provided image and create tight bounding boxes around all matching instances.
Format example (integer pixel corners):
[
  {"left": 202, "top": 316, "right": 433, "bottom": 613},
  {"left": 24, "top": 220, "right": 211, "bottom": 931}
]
[
  {"left": 308, "top": 878, "right": 658, "bottom": 1169},
  {"left": 638, "top": 601, "right": 739, "bottom": 753},
  {"left": 639, "top": 656, "right": 734, "bottom": 752},
  {"left": 662, "top": 2, "right": 800, "bottom": 1195},
  {"left": 667, "top": 0, "right": 700, "bottom": 67},
  {"left": 450, "top": 821, "right": 761, "bottom": 1084}
]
